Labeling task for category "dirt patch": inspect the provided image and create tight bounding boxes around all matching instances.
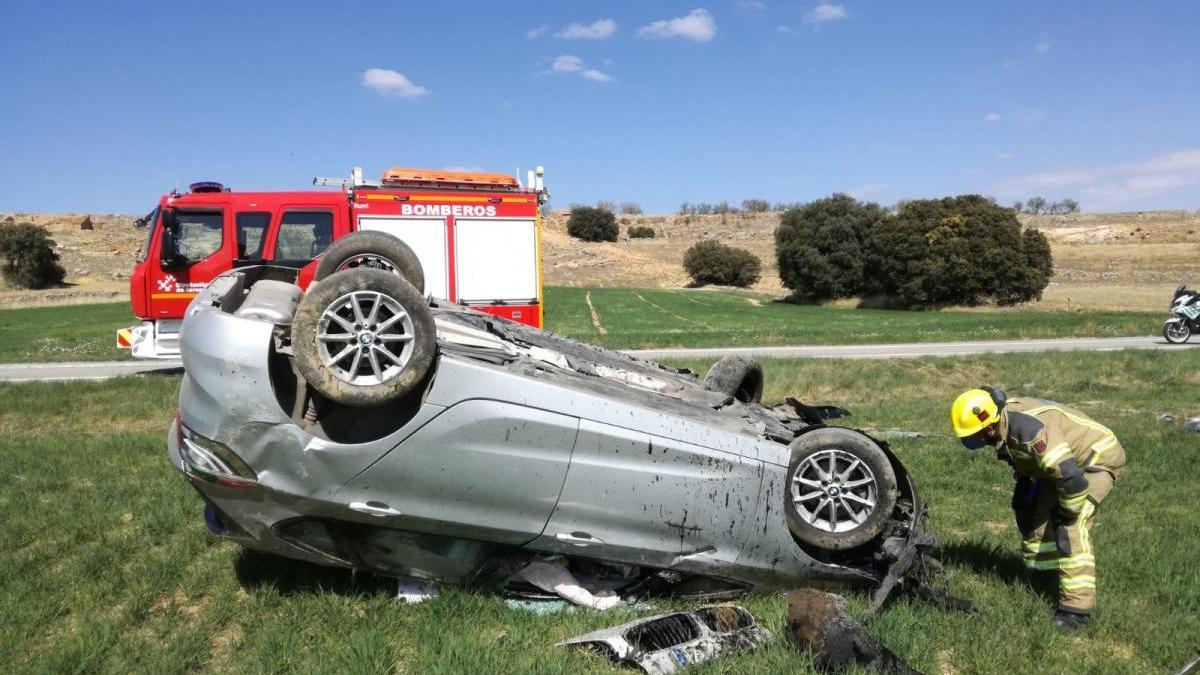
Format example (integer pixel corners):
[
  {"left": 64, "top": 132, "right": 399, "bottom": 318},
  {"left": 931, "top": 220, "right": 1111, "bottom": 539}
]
[{"left": 584, "top": 292, "right": 607, "bottom": 335}]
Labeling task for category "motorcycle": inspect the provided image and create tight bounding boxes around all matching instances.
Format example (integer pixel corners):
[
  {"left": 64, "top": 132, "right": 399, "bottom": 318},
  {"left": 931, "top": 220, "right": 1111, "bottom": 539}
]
[{"left": 1163, "top": 282, "right": 1200, "bottom": 344}]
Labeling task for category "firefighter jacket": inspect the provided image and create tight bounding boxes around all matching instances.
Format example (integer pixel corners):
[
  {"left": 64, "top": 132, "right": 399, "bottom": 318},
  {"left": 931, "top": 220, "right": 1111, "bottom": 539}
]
[{"left": 994, "top": 398, "right": 1126, "bottom": 518}]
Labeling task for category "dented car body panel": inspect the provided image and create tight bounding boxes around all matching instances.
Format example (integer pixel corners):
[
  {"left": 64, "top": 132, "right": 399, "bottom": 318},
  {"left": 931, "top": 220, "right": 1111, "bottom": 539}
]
[{"left": 171, "top": 266, "right": 917, "bottom": 591}]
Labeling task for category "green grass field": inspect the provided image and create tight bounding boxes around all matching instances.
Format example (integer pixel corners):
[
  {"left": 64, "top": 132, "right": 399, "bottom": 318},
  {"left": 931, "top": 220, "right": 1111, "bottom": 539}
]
[
  {"left": 0, "top": 288, "right": 1161, "bottom": 363},
  {"left": 0, "top": 302, "right": 135, "bottom": 363},
  {"left": 550, "top": 287, "right": 1159, "bottom": 350},
  {"left": 1, "top": 350, "right": 1196, "bottom": 673}
]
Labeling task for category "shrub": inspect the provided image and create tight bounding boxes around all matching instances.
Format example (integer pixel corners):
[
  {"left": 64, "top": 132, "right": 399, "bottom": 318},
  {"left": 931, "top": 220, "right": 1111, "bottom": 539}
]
[
  {"left": 0, "top": 222, "right": 66, "bottom": 289},
  {"left": 595, "top": 200, "right": 617, "bottom": 213},
  {"left": 742, "top": 198, "right": 770, "bottom": 213},
  {"left": 567, "top": 206, "right": 619, "bottom": 242},
  {"left": 774, "top": 194, "right": 886, "bottom": 302},
  {"left": 683, "top": 240, "right": 761, "bottom": 288},
  {"left": 627, "top": 225, "right": 656, "bottom": 239},
  {"left": 863, "top": 195, "right": 1053, "bottom": 307},
  {"left": 620, "top": 202, "right": 643, "bottom": 215}
]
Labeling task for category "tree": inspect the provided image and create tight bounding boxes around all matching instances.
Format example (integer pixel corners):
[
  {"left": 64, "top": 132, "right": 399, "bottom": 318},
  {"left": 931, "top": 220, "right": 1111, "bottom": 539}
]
[
  {"left": 774, "top": 194, "right": 886, "bottom": 302},
  {"left": 683, "top": 240, "right": 761, "bottom": 288},
  {"left": 0, "top": 222, "right": 66, "bottom": 289},
  {"left": 1025, "top": 196, "right": 1047, "bottom": 215},
  {"left": 742, "top": 198, "right": 770, "bottom": 213},
  {"left": 1061, "top": 198, "right": 1080, "bottom": 213},
  {"left": 1011, "top": 201, "right": 1025, "bottom": 213},
  {"left": 595, "top": 200, "right": 617, "bottom": 214},
  {"left": 620, "top": 202, "right": 643, "bottom": 215},
  {"left": 566, "top": 206, "right": 619, "bottom": 242},
  {"left": 863, "top": 195, "right": 1052, "bottom": 307}
]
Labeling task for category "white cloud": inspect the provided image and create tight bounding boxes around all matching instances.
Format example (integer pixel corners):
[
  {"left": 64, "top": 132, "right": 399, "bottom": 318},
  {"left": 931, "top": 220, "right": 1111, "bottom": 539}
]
[
  {"left": 984, "top": 113, "right": 1002, "bottom": 123},
  {"left": 1034, "top": 35, "right": 1051, "bottom": 54},
  {"left": 776, "top": 24, "right": 798, "bottom": 34},
  {"left": 557, "top": 18, "right": 617, "bottom": 40},
  {"left": 549, "top": 55, "right": 584, "bottom": 74},
  {"left": 992, "top": 148, "right": 1200, "bottom": 209},
  {"left": 526, "top": 24, "right": 548, "bottom": 39},
  {"left": 581, "top": 69, "right": 613, "bottom": 83},
  {"left": 736, "top": 1, "right": 767, "bottom": 11},
  {"left": 804, "top": 2, "right": 847, "bottom": 23},
  {"left": 545, "top": 55, "right": 614, "bottom": 83},
  {"left": 360, "top": 68, "right": 429, "bottom": 99},
  {"left": 637, "top": 9, "right": 717, "bottom": 42},
  {"left": 847, "top": 183, "right": 887, "bottom": 199}
]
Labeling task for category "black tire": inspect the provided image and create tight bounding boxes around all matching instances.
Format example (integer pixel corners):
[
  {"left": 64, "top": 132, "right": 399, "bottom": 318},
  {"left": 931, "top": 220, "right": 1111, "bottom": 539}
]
[
  {"left": 783, "top": 427, "right": 898, "bottom": 551},
  {"left": 1163, "top": 319, "right": 1191, "bottom": 344},
  {"left": 293, "top": 268, "right": 436, "bottom": 407},
  {"left": 704, "top": 356, "right": 764, "bottom": 404},
  {"left": 314, "top": 231, "right": 425, "bottom": 295}
]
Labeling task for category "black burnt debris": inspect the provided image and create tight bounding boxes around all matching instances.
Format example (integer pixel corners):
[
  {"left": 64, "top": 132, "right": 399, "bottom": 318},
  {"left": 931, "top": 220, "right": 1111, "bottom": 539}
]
[{"left": 786, "top": 590, "right": 919, "bottom": 675}]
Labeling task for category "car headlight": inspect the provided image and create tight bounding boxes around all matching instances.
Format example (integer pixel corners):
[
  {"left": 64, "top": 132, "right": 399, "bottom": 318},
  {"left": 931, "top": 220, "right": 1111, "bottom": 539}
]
[{"left": 177, "top": 416, "right": 258, "bottom": 489}]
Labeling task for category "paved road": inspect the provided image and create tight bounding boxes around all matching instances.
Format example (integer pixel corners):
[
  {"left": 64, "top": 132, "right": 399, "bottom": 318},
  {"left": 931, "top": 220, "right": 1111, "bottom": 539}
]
[
  {"left": 0, "top": 336, "right": 1192, "bottom": 382},
  {"left": 627, "top": 336, "right": 1192, "bottom": 360},
  {"left": 0, "top": 360, "right": 183, "bottom": 382}
]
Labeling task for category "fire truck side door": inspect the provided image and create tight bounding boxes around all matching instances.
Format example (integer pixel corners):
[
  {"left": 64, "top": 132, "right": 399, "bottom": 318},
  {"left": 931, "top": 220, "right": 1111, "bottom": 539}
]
[
  {"left": 148, "top": 206, "right": 236, "bottom": 318},
  {"left": 356, "top": 216, "right": 450, "bottom": 299}
]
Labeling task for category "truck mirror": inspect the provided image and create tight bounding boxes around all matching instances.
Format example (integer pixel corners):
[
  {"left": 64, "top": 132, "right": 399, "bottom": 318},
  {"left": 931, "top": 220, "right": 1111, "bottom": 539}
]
[{"left": 133, "top": 217, "right": 147, "bottom": 230}]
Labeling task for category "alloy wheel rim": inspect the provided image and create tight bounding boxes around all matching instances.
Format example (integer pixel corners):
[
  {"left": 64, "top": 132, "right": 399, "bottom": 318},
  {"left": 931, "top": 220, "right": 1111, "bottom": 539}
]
[
  {"left": 316, "top": 290, "right": 415, "bottom": 385},
  {"left": 1167, "top": 322, "right": 1190, "bottom": 341},
  {"left": 790, "top": 448, "right": 878, "bottom": 533},
  {"left": 336, "top": 254, "right": 399, "bottom": 274}
]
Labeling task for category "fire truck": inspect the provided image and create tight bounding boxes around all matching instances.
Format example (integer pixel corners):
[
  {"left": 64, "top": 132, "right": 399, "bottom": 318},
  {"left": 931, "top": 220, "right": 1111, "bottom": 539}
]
[{"left": 121, "top": 166, "right": 548, "bottom": 359}]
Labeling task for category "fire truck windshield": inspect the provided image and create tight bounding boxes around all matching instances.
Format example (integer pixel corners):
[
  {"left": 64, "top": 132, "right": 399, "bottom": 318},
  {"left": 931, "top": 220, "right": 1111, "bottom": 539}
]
[{"left": 136, "top": 206, "right": 161, "bottom": 262}]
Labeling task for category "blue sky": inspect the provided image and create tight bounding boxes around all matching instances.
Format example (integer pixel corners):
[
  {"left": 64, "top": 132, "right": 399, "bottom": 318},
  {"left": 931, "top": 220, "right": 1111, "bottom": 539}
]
[{"left": 1, "top": 1, "right": 1197, "bottom": 215}]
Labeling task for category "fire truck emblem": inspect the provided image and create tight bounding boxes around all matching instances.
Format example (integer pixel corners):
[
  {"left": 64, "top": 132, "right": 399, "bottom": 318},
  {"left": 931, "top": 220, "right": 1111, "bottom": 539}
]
[{"left": 158, "top": 275, "right": 177, "bottom": 292}]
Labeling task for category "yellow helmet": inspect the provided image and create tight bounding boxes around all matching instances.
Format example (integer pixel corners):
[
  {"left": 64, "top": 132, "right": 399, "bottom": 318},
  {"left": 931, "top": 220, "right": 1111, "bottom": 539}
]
[{"left": 950, "top": 389, "right": 1000, "bottom": 438}]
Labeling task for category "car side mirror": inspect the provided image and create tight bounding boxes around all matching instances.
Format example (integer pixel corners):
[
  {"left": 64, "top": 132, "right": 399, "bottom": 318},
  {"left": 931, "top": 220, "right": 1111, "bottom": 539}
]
[{"left": 133, "top": 217, "right": 147, "bottom": 230}]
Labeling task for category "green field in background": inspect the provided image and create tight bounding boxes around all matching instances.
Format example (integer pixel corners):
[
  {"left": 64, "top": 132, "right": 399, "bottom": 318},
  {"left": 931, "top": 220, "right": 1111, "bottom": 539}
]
[{"left": 0, "top": 288, "right": 1161, "bottom": 363}]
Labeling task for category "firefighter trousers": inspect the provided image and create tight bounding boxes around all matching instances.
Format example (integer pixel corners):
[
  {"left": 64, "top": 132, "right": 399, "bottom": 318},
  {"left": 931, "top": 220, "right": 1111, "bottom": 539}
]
[{"left": 1014, "top": 471, "right": 1115, "bottom": 615}]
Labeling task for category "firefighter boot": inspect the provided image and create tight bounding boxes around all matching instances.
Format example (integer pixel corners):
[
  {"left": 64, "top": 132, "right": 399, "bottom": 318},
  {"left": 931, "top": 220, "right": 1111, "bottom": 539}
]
[{"left": 1053, "top": 609, "right": 1092, "bottom": 634}]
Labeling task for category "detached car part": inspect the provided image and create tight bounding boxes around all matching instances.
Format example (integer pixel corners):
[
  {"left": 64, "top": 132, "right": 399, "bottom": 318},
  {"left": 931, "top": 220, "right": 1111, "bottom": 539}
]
[
  {"left": 558, "top": 605, "right": 772, "bottom": 674},
  {"left": 169, "top": 235, "right": 951, "bottom": 601}
]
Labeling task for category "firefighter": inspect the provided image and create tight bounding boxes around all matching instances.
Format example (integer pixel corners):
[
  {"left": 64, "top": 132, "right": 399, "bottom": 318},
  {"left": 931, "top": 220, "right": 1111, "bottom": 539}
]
[{"left": 950, "top": 387, "right": 1126, "bottom": 633}]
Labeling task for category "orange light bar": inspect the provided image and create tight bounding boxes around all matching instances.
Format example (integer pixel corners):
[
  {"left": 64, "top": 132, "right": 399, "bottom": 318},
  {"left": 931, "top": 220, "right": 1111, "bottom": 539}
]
[{"left": 381, "top": 167, "right": 519, "bottom": 187}]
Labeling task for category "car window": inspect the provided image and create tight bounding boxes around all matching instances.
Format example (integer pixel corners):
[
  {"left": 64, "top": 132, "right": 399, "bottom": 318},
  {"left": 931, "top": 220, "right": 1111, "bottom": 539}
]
[
  {"left": 236, "top": 212, "right": 270, "bottom": 260},
  {"left": 274, "top": 211, "right": 334, "bottom": 261},
  {"left": 173, "top": 211, "right": 224, "bottom": 263}
]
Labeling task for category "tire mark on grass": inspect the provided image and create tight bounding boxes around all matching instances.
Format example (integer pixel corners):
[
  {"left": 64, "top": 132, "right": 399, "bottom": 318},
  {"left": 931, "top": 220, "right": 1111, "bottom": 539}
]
[
  {"left": 584, "top": 292, "right": 607, "bottom": 335},
  {"left": 667, "top": 290, "right": 713, "bottom": 307},
  {"left": 634, "top": 293, "right": 696, "bottom": 324}
]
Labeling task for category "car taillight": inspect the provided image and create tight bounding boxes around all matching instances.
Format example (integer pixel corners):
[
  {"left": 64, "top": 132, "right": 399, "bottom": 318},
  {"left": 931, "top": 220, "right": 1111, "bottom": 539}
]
[{"left": 176, "top": 417, "right": 258, "bottom": 489}]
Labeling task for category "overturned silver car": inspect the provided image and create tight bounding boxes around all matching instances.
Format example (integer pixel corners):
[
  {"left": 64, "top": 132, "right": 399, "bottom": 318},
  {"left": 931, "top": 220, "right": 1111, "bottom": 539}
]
[{"left": 169, "top": 234, "right": 932, "bottom": 598}]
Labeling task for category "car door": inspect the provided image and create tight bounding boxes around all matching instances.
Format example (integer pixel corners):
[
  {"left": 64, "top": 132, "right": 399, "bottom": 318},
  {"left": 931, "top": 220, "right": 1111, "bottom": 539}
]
[
  {"left": 532, "top": 419, "right": 764, "bottom": 569},
  {"left": 334, "top": 400, "right": 580, "bottom": 546}
]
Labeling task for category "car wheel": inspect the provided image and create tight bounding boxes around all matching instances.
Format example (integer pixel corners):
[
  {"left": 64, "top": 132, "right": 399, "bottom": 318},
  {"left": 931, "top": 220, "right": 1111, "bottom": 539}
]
[
  {"left": 704, "top": 356, "right": 764, "bottom": 404},
  {"left": 1163, "top": 319, "right": 1191, "bottom": 344},
  {"left": 293, "top": 268, "right": 436, "bottom": 406},
  {"left": 314, "top": 231, "right": 425, "bottom": 295},
  {"left": 784, "top": 427, "right": 898, "bottom": 551}
]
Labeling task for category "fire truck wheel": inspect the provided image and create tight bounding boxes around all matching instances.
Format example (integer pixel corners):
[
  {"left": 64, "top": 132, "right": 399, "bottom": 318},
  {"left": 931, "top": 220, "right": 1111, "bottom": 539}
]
[
  {"left": 784, "top": 427, "right": 898, "bottom": 551},
  {"left": 703, "top": 356, "right": 764, "bottom": 404},
  {"left": 314, "top": 231, "right": 425, "bottom": 295},
  {"left": 293, "top": 267, "right": 436, "bottom": 407}
]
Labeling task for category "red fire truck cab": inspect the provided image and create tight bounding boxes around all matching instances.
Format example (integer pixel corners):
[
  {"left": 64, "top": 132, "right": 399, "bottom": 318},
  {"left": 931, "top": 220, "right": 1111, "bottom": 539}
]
[{"left": 122, "top": 166, "right": 548, "bottom": 359}]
